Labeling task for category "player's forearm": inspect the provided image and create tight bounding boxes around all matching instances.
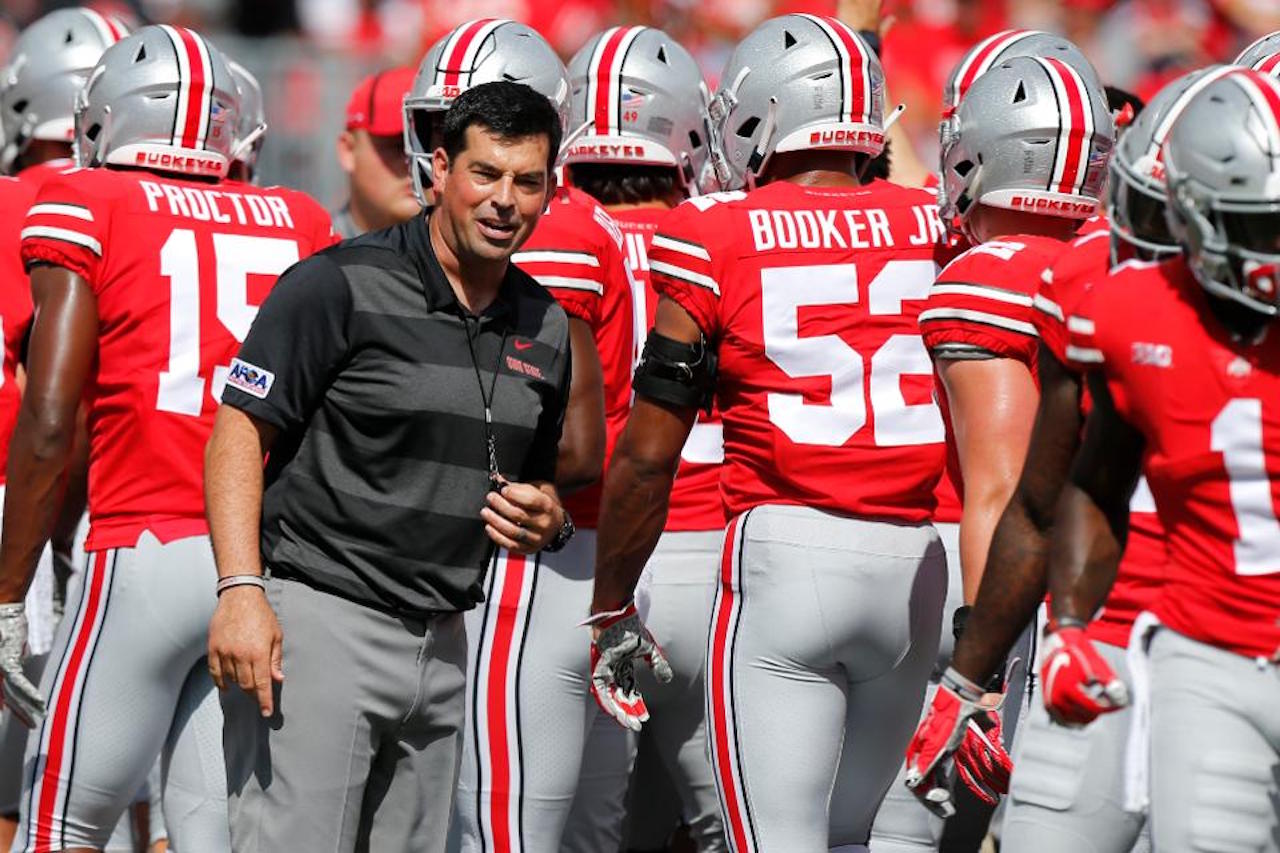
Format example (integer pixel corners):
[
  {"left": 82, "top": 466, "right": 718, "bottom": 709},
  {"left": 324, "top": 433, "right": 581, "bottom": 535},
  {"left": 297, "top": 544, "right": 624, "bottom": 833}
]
[
  {"left": 556, "top": 318, "right": 606, "bottom": 494},
  {"left": 950, "top": 491, "right": 1049, "bottom": 683},
  {"left": 591, "top": 442, "right": 676, "bottom": 613},
  {"left": 1048, "top": 483, "right": 1124, "bottom": 624},
  {"left": 0, "top": 404, "right": 78, "bottom": 601},
  {"left": 205, "top": 407, "right": 271, "bottom": 580},
  {"left": 957, "top": 478, "right": 1015, "bottom": 603}
]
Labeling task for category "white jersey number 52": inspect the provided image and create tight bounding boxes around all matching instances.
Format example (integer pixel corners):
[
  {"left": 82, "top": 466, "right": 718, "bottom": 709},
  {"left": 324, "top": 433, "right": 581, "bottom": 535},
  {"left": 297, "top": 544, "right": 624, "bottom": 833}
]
[
  {"left": 157, "top": 229, "right": 299, "bottom": 416},
  {"left": 761, "top": 261, "right": 943, "bottom": 447}
]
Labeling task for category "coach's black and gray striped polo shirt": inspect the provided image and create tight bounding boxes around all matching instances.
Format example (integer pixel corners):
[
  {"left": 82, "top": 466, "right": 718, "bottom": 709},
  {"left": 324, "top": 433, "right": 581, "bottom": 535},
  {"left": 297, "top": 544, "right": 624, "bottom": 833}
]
[{"left": 222, "top": 211, "right": 571, "bottom": 615}]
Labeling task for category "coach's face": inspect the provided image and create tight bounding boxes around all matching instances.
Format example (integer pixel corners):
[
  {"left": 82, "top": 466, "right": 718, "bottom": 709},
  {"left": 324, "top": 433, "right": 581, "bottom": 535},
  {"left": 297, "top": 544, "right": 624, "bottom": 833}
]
[{"left": 432, "top": 126, "right": 554, "bottom": 264}]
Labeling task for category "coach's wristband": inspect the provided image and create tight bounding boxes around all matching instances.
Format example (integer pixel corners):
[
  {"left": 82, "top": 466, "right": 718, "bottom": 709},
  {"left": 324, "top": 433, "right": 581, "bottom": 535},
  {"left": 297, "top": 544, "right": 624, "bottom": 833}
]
[{"left": 216, "top": 575, "right": 267, "bottom": 596}]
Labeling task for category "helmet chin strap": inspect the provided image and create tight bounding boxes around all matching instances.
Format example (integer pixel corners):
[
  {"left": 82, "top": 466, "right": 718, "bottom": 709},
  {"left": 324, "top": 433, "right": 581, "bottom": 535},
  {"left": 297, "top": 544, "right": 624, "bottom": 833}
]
[{"left": 745, "top": 96, "right": 779, "bottom": 190}]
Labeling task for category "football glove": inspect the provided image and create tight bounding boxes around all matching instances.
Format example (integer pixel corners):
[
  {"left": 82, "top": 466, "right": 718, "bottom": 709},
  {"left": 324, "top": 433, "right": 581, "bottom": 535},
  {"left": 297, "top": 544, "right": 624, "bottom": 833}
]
[
  {"left": 904, "top": 667, "right": 1012, "bottom": 816},
  {"left": 583, "top": 601, "right": 672, "bottom": 732},
  {"left": 1040, "top": 622, "right": 1129, "bottom": 726},
  {"left": 0, "top": 603, "right": 44, "bottom": 728}
]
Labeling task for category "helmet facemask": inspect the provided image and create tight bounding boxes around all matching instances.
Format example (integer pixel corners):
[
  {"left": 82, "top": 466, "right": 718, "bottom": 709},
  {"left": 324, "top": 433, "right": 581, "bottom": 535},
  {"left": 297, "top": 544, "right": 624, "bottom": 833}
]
[{"left": 1107, "top": 155, "right": 1178, "bottom": 264}]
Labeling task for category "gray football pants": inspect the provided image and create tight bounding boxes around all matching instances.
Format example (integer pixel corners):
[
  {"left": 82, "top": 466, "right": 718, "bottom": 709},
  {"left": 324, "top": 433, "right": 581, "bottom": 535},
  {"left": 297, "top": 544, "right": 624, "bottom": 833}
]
[
  {"left": 1002, "top": 639, "right": 1149, "bottom": 853},
  {"left": 223, "top": 575, "right": 465, "bottom": 853},
  {"left": 451, "top": 532, "right": 631, "bottom": 853},
  {"left": 15, "top": 533, "right": 228, "bottom": 852},
  {"left": 707, "top": 505, "right": 946, "bottom": 853},
  {"left": 623, "top": 528, "right": 727, "bottom": 852},
  {"left": 1147, "top": 627, "right": 1280, "bottom": 853}
]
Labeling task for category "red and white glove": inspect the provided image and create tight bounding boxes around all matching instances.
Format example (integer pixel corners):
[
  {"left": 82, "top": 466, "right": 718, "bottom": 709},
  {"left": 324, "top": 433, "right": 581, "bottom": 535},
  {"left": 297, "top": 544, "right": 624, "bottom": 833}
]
[
  {"left": 583, "top": 601, "right": 672, "bottom": 732},
  {"left": 1040, "top": 621, "right": 1129, "bottom": 726},
  {"left": 904, "top": 667, "right": 1012, "bottom": 817}
]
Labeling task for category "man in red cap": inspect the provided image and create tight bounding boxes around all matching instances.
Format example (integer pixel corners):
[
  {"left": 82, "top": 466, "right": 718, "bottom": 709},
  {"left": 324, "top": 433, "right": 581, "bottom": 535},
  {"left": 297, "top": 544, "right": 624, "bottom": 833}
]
[{"left": 334, "top": 66, "right": 422, "bottom": 238}]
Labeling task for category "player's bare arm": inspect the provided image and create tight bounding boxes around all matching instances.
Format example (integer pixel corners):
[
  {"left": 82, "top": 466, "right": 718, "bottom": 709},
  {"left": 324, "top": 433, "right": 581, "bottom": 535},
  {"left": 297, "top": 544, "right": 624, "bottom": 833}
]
[
  {"left": 590, "top": 296, "right": 701, "bottom": 614},
  {"left": 0, "top": 266, "right": 98, "bottom": 603},
  {"left": 205, "top": 405, "right": 283, "bottom": 718},
  {"left": 555, "top": 317, "right": 606, "bottom": 494},
  {"left": 1047, "top": 371, "right": 1144, "bottom": 625},
  {"left": 950, "top": 347, "right": 1082, "bottom": 683},
  {"left": 937, "top": 356, "right": 1039, "bottom": 602}
]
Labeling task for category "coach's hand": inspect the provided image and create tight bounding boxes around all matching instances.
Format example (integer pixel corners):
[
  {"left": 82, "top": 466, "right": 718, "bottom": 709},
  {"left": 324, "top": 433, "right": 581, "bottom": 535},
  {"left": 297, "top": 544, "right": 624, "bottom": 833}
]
[
  {"left": 905, "top": 667, "right": 1012, "bottom": 817},
  {"left": 584, "top": 601, "right": 673, "bottom": 732},
  {"left": 482, "top": 480, "right": 563, "bottom": 554},
  {"left": 0, "top": 603, "right": 44, "bottom": 727},
  {"left": 1040, "top": 623, "right": 1129, "bottom": 726},
  {"left": 208, "top": 586, "right": 283, "bottom": 718}
]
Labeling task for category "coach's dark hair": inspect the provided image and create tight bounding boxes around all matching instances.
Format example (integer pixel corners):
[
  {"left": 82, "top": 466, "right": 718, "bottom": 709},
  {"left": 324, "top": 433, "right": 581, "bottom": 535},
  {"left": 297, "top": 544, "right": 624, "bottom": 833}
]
[
  {"left": 567, "top": 163, "right": 682, "bottom": 206},
  {"left": 442, "top": 81, "right": 563, "bottom": 172}
]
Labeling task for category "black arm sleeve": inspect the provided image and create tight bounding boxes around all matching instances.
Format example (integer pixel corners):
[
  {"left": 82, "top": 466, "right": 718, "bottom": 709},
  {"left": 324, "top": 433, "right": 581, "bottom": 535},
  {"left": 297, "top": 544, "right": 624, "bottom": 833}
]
[
  {"left": 220, "top": 253, "right": 352, "bottom": 429},
  {"left": 519, "top": 330, "right": 572, "bottom": 484}
]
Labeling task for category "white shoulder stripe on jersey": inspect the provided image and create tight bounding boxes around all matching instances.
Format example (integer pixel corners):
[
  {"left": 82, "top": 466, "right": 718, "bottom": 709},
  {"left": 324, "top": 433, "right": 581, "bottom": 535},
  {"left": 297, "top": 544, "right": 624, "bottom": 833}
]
[
  {"left": 1067, "top": 315, "right": 1095, "bottom": 334},
  {"left": 649, "top": 260, "right": 721, "bottom": 295},
  {"left": 651, "top": 234, "right": 711, "bottom": 261},
  {"left": 1065, "top": 344, "right": 1104, "bottom": 363},
  {"left": 1032, "top": 292, "right": 1064, "bottom": 321},
  {"left": 512, "top": 250, "right": 601, "bottom": 267},
  {"left": 535, "top": 276, "right": 605, "bottom": 295},
  {"left": 21, "top": 225, "right": 102, "bottom": 256},
  {"left": 918, "top": 307, "right": 1038, "bottom": 336},
  {"left": 930, "top": 283, "right": 1034, "bottom": 307},
  {"left": 28, "top": 203, "right": 94, "bottom": 222}
]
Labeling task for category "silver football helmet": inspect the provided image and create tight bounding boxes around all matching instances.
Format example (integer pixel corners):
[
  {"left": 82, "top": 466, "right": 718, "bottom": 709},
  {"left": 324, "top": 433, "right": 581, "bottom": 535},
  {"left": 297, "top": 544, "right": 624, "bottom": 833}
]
[
  {"left": 708, "top": 14, "right": 885, "bottom": 191},
  {"left": 564, "top": 26, "right": 716, "bottom": 195},
  {"left": 1236, "top": 32, "right": 1280, "bottom": 70},
  {"left": 0, "top": 8, "right": 129, "bottom": 174},
  {"left": 228, "top": 60, "right": 266, "bottom": 182},
  {"left": 939, "top": 55, "right": 1113, "bottom": 239},
  {"left": 74, "top": 25, "right": 239, "bottom": 179},
  {"left": 1108, "top": 66, "right": 1238, "bottom": 262},
  {"left": 942, "top": 29, "right": 1100, "bottom": 113},
  {"left": 404, "top": 19, "right": 571, "bottom": 206},
  {"left": 1164, "top": 69, "right": 1280, "bottom": 317}
]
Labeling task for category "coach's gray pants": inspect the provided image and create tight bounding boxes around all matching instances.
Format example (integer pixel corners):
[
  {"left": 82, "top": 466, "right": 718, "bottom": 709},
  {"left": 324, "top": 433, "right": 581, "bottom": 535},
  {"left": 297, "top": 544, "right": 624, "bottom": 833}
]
[
  {"left": 1147, "top": 627, "right": 1280, "bottom": 853},
  {"left": 708, "top": 505, "right": 946, "bottom": 853},
  {"left": 223, "top": 576, "right": 466, "bottom": 853}
]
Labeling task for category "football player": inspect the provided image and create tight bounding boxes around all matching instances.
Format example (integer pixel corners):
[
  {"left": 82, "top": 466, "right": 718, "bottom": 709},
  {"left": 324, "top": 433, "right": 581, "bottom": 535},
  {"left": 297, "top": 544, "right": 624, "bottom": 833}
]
[
  {"left": 0, "top": 9, "right": 127, "bottom": 850},
  {"left": 588, "top": 14, "right": 957, "bottom": 852},
  {"left": 0, "top": 25, "right": 334, "bottom": 852},
  {"left": 1048, "top": 68, "right": 1280, "bottom": 853},
  {"left": 871, "top": 31, "right": 1104, "bottom": 853},
  {"left": 402, "top": 19, "right": 635, "bottom": 852},
  {"left": 562, "top": 25, "right": 727, "bottom": 853},
  {"left": 903, "top": 54, "right": 1115, "bottom": 817}
]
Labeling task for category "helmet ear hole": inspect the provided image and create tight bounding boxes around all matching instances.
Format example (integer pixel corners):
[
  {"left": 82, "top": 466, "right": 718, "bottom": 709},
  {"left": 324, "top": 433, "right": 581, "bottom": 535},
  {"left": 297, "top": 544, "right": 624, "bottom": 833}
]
[
  {"left": 688, "top": 129, "right": 702, "bottom": 150},
  {"left": 736, "top": 116, "right": 759, "bottom": 138},
  {"left": 953, "top": 159, "right": 974, "bottom": 177},
  {"left": 85, "top": 123, "right": 101, "bottom": 142}
]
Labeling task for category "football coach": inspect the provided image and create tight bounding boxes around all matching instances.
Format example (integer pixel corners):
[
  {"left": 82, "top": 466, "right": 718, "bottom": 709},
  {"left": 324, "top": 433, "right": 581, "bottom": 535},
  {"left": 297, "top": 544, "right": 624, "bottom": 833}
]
[{"left": 203, "top": 82, "right": 573, "bottom": 853}]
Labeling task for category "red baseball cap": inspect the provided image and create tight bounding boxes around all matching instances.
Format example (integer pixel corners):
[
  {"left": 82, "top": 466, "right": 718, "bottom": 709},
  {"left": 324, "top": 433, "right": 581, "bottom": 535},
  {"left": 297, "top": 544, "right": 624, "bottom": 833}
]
[{"left": 345, "top": 66, "right": 417, "bottom": 137}]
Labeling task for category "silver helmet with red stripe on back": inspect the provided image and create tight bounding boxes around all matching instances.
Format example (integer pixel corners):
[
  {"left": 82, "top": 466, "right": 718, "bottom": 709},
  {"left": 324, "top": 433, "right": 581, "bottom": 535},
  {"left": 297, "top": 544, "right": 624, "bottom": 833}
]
[
  {"left": 73, "top": 25, "right": 239, "bottom": 180},
  {"left": 939, "top": 55, "right": 1114, "bottom": 241}
]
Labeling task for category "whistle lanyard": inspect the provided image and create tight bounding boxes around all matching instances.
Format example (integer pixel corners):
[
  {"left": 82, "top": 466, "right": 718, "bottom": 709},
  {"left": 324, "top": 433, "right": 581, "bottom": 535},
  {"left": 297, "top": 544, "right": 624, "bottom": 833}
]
[{"left": 460, "top": 310, "right": 508, "bottom": 487}]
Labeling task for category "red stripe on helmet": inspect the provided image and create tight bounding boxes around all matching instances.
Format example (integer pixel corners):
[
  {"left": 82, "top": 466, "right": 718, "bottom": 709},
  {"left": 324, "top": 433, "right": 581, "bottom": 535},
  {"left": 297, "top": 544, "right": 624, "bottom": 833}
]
[
  {"left": 175, "top": 28, "right": 210, "bottom": 150},
  {"left": 1044, "top": 58, "right": 1090, "bottom": 195},
  {"left": 593, "top": 27, "right": 630, "bottom": 137},
  {"left": 954, "top": 30, "right": 1033, "bottom": 106},
  {"left": 442, "top": 19, "right": 498, "bottom": 88},
  {"left": 1256, "top": 53, "right": 1280, "bottom": 77},
  {"left": 820, "top": 16, "right": 870, "bottom": 123}
]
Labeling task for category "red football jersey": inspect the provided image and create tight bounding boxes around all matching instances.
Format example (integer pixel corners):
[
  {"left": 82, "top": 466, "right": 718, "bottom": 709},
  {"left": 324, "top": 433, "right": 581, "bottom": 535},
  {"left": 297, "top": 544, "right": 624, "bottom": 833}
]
[
  {"left": 21, "top": 168, "right": 336, "bottom": 551},
  {"left": 614, "top": 205, "right": 725, "bottom": 532},
  {"left": 0, "top": 177, "right": 36, "bottom": 488},
  {"left": 513, "top": 186, "right": 634, "bottom": 529},
  {"left": 1039, "top": 227, "right": 1167, "bottom": 648},
  {"left": 649, "top": 180, "right": 952, "bottom": 522},
  {"left": 1068, "top": 259, "right": 1280, "bottom": 660}
]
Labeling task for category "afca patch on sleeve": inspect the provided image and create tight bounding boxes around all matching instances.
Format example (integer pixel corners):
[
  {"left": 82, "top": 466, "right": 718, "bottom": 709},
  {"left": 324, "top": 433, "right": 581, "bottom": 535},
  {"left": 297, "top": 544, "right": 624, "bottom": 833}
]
[{"left": 225, "top": 358, "right": 275, "bottom": 399}]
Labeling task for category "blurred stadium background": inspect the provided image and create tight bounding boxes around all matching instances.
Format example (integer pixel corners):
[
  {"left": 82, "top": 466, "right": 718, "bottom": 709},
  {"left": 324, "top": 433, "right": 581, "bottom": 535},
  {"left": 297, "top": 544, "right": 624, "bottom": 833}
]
[{"left": 3, "top": 0, "right": 1277, "bottom": 208}]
